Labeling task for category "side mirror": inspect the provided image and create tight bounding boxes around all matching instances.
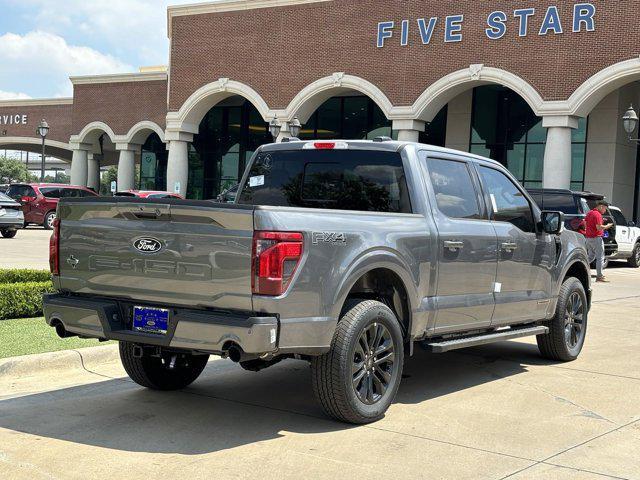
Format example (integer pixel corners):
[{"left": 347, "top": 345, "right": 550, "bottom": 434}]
[{"left": 541, "top": 211, "right": 565, "bottom": 235}]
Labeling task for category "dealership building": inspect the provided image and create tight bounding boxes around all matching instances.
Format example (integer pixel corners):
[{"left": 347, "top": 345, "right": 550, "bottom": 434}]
[{"left": 1, "top": 0, "right": 640, "bottom": 218}]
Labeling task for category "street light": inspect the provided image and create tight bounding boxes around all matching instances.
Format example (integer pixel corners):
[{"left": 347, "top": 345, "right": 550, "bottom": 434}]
[
  {"left": 36, "top": 119, "right": 49, "bottom": 182},
  {"left": 622, "top": 104, "right": 639, "bottom": 143},
  {"left": 269, "top": 117, "right": 282, "bottom": 141},
  {"left": 289, "top": 116, "right": 302, "bottom": 138}
]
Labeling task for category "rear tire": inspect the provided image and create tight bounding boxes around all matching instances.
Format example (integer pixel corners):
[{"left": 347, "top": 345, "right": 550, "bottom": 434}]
[
  {"left": 43, "top": 211, "right": 56, "bottom": 230},
  {"left": 628, "top": 243, "right": 640, "bottom": 268},
  {"left": 537, "top": 277, "right": 588, "bottom": 362},
  {"left": 311, "top": 300, "right": 404, "bottom": 424},
  {"left": 0, "top": 229, "right": 17, "bottom": 238},
  {"left": 119, "top": 342, "right": 209, "bottom": 390}
]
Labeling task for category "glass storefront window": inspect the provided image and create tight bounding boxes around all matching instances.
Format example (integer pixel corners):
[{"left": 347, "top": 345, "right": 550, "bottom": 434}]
[
  {"left": 139, "top": 133, "right": 167, "bottom": 191},
  {"left": 188, "top": 97, "right": 271, "bottom": 200},
  {"left": 470, "top": 86, "right": 588, "bottom": 190}
]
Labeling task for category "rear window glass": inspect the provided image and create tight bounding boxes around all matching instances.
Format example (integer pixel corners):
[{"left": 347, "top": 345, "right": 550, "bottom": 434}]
[
  {"left": 40, "top": 187, "right": 62, "bottom": 198},
  {"left": 238, "top": 150, "right": 411, "bottom": 213},
  {"left": 543, "top": 194, "right": 579, "bottom": 214},
  {"left": 7, "top": 185, "right": 35, "bottom": 199}
]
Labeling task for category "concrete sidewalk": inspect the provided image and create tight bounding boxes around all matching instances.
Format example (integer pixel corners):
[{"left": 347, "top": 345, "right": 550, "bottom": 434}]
[{"left": 0, "top": 267, "right": 639, "bottom": 480}]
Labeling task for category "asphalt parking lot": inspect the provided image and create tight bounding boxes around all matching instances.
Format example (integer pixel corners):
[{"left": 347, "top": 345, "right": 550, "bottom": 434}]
[
  {"left": 0, "top": 227, "right": 51, "bottom": 270},
  {"left": 1, "top": 249, "right": 639, "bottom": 479}
]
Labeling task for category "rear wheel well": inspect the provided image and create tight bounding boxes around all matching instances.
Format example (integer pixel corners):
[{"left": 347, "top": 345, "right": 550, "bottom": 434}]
[{"left": 343, "top": 268, "right": 411, "bottom": 339}]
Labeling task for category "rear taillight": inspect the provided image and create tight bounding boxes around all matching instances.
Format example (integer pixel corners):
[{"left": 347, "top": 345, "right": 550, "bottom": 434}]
[
  {"left": 49, "top": 218, "right": 60, "bottom": 275},
  {"left": 252, "top": 231, "right": 304, "bottom": 296}
]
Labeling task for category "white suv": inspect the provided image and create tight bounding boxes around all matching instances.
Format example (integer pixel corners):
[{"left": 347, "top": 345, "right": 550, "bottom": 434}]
[{"left": 609, "top": 206, "right": 640, "bottom": 268}]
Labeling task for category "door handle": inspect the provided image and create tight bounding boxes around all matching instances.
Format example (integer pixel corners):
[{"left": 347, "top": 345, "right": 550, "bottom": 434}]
[
  {"left": 501, "top": 242, "right": 518, "bottom": 252},
  {"left": 444, "top": 241, "right": 464, "bottom": 252}
]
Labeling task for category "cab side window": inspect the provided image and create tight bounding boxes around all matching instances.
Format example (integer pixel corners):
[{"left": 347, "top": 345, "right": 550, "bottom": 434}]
[
  {"left": 478, "top": 166, "right": 536, "bottom": 233},
  {"left": 611, "top": 210, "right": 627, "bottom": 226},
  {"left": 425, "top": 158, "right": 482, "bottom": 220}
]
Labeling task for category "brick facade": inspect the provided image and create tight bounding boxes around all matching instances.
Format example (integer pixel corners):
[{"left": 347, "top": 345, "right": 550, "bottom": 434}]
[
  {"left": 71, "top": 80, "right": 168, "bottom": 136},
  {"left": 0, "top": 103, "right": 72, "bottom": 143},
  {"left": 168, "top": 0, "right": 639, "bottom": 111}
]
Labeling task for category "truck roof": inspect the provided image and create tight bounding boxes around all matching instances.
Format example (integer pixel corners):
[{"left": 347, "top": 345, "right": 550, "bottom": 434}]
[{"left": 259, "top": 139, "right": 503, "bottom": 166}]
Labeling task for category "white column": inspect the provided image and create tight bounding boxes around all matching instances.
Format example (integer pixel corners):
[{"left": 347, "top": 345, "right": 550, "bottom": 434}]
[
  {"left": 392, "top": 119, "right": 426, "bottom": 143},
  {"left": 87, "top": 154, "right": 101, "bottom": 192},
  {"left": 69, "top": 145, "right": 90, "bottom": 187},
  {"left": 115, "top": 144, "right": 138, "bottom": 192},
  {"left": 167, "top": 140, "right": 189, "bottom": 195},
  {"left": 542, "top": 116, "right": 579, "bottom": 189},
  {"left": 445, "top": 90, "right": 473, "bottom": 152}
]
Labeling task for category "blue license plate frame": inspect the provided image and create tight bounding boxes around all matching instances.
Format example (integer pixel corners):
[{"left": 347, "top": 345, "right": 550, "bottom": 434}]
[{"left": 133, "top": 306, "right": 169, "bottom": 335}]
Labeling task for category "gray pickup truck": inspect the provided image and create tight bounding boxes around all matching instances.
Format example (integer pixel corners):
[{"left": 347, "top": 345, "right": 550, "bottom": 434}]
[{"left": 44, "top": 140, "right": 591, "bottom": 424}]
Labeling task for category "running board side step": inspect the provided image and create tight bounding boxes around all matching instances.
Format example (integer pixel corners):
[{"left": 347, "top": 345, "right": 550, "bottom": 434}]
[{"left": 423, "top": 326, "right": 549, "bottom": 353}]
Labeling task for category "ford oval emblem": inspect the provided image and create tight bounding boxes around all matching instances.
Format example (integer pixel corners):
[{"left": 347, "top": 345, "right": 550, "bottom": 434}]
[{"left": 133, "top": 237, "right": 163, "bottom": 254}]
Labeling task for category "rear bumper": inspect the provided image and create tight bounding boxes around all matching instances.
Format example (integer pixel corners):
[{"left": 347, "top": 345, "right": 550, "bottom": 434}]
[
  {"left": 0, "top": 217, "right": 23, "bottom": 229},
  {"left": 43, "top": 293, "right": 279, "bottom": 355}
]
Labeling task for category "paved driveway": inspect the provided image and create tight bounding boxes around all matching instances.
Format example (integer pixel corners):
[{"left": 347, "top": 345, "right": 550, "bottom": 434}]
[
  {"left": 0, "top": 227, "right": 50, "bottom": 270},
  {"left": 0, "top": 267, "right": 639, "bottom": 479}
]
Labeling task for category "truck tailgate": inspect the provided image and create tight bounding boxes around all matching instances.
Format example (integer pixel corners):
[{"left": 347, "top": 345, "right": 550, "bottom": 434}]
[{"left": 56, "top": 198, "right": 254, "bottom": 311}]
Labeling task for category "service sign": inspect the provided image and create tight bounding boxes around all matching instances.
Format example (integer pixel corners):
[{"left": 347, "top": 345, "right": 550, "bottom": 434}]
[
  {"left": 0, "top": 114, "right": 28, "bottom": 126},
  {"left": 377, "top": 3, "right": 596, "bottom": 48}
]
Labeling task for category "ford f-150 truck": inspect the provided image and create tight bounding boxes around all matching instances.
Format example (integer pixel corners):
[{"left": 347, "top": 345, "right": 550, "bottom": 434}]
[{"left": 44, "top": 140, "right": 591, "bottom": 424}]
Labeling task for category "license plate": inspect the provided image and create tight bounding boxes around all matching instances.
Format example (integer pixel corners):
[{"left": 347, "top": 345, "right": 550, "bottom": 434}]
[{"left": 133, "top": 306, "right": 169, "bottom": 335}]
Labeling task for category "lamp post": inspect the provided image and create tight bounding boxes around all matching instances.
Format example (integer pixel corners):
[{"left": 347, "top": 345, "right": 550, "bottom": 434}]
[
  {"left": 269, "top": 117, "right": 282, "bottom": 142},
  {"left": 622, "top": 105, "right": 639, "bottom": 143},
  {"left": 289, "top": 116, "right": 302, "bottom": 139},
  {"left": 36, "top": 119, "right": 49, "bottom": 182}
]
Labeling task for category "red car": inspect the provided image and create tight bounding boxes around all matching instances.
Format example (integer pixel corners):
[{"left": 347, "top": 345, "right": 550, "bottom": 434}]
[
  {"left": 7, "top": 183, "right": 98, "bottom": 230},
  {"left": 114, "top": 190, "right": 184, "bottom": 199}
]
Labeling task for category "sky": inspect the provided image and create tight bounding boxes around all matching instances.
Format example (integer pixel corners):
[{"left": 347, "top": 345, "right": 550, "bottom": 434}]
[{"left": 0, "top": 0, "right": 198, "bottom": 99}]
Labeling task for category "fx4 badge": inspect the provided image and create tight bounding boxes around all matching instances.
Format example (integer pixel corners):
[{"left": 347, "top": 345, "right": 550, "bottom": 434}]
[{"left": 312, "top": 232, "right": 347, "bottom": 245}]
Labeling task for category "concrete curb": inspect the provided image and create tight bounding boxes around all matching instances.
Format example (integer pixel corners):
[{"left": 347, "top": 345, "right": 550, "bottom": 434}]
[{"left": 0, "top": 344, "right": 119, "bottom": 378}]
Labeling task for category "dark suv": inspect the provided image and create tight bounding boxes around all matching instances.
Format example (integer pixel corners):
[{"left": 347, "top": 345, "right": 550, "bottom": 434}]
[
  {"left": 7, "top": 183, "right": 98, "bottom": 229},
  {"left": 528, "top": 188, "right": 617, "bottom": 258}
]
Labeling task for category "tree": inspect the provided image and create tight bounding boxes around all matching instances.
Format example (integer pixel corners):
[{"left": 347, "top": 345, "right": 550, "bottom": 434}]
[{"left": 0, "top": 156, "right": 30, "bottom": 184}]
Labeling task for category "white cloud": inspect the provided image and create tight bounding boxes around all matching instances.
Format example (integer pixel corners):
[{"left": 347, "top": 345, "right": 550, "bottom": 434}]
[
  {"left": 15, "top": 0, "right": 197, "bottom": 66},
  {"left": 0, "top": 31, "right": 133, "bottom": 97},
  {"left": 0, "top": 90, "right": 32, "bottom": 100}
]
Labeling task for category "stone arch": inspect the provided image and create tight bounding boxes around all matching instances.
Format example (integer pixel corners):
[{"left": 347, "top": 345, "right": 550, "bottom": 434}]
[
  {"left": 284, "top": 73, "right": 395, "bottom": 123},
  {"left": 410, "top": 65, "right": 546, "bottom": 122},
  {"left": 76, "top": 121, "right": 117, "bottom": 145},
  {"left": 124, "top": 121, "right": 165, "bottom": 145},
  {"left": 166, "top": 78, "right": 271, "bottom": 134},
  {"left": 0, "top": 137, "right": 73, "bottom": 161},
  {"left": 568, "top": 58, "right": 640, "bottom": 117}
]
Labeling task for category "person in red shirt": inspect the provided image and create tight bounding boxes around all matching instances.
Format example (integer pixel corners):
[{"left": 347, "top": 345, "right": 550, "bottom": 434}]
[{"left": 585, "top": 200, "right": 614, "bottom": 282}]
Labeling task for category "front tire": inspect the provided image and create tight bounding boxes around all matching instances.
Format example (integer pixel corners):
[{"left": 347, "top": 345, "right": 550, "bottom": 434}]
[
  {"left": 537, "top": 277, "right": 588, "bottom": 362},
  {"left": 628, "top": 243, "right": 640, "bottom": 268},
  {"left": 1, "top": 229, "right": 17, "bottom": 239},
  {"left": 119, "top": 342, "right": 209, "bottom": 390},
  {"left": 311, "top": 300, "right": 404, "bottom": 424}
]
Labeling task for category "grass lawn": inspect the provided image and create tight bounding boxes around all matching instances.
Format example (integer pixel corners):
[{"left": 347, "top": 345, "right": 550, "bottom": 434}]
[{"left": 0, "top": 317, "right": 114, "bottom": 359}]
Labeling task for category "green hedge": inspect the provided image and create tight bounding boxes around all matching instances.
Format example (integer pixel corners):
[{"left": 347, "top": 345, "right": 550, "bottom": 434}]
[
  {"left": 0, "top": 269, "right": 51, "bottom": 284},
  {"left": 0, "top": 281, "right": 55, "bottom": 320}
]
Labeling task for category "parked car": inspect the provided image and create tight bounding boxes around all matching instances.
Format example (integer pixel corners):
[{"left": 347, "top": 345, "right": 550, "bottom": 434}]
[
  {"left": 607, "top": 206, "right": 640, "bottom": 267},
  {"left": 528, "top": 188, "right": 618, "bottom": 265},
  {"left": 44, "top": 140, "right": 591, "bottom": 424},
  {"left": 114, "top": 190, "right": 184, "bottom": 199},
  {"left": 6, "top": 183, "right": 98, "bottom": 229},
  {"left": 0, "top": 192, "right": 24, "bottom": 238}
]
